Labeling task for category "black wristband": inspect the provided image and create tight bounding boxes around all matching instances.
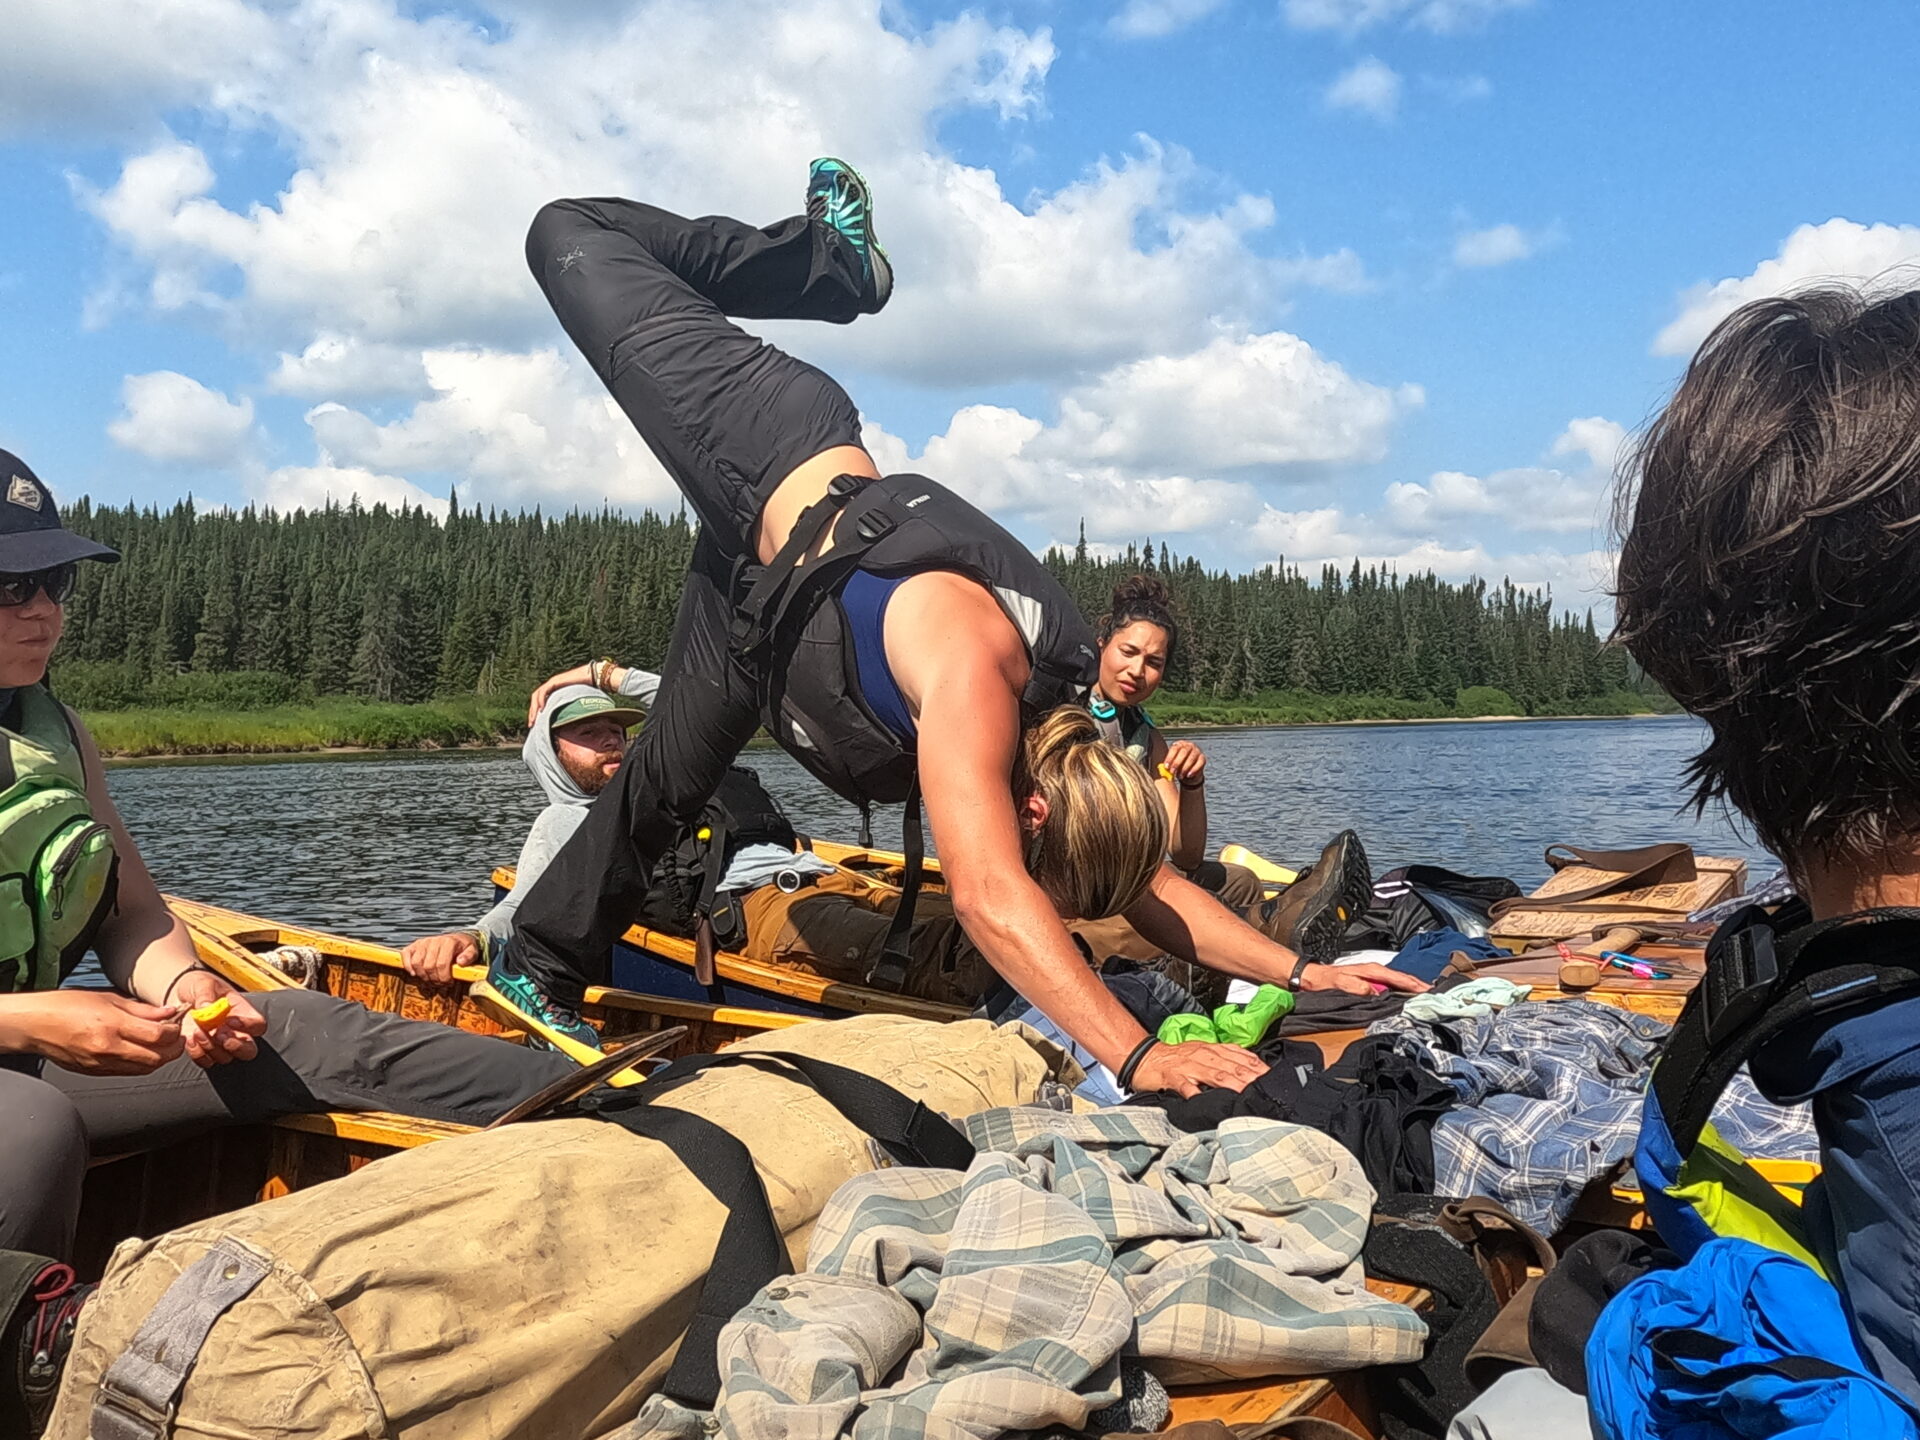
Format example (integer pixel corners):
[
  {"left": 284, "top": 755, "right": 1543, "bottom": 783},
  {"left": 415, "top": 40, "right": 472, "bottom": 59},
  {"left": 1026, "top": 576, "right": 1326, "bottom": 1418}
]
[
  {"left": 161, "top": 965, "right": 208, "bottom": 1005},
  {"left": 1287, "top": 954, "right": 1314, "bottom": 992},
  {"left": 1116, "top": 1035, "right": 1160, "bottom": 1091}
]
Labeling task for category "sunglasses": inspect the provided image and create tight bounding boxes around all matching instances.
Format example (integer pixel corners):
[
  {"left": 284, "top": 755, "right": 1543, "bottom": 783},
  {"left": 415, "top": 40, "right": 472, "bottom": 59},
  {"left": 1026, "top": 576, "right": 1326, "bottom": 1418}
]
[{"left": 0, "top": 564, "right": 77, "bottom": 608}]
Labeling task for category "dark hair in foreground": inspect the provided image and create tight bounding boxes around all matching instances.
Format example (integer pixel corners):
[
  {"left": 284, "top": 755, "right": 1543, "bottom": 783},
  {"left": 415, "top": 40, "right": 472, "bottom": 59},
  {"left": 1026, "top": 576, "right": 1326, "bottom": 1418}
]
[
  {"left": 1614, "top": 284, "right": 1920, "bottom": 873},
  {"left": 1099, "top": 573, "right": 1179, "bottom": 652}
]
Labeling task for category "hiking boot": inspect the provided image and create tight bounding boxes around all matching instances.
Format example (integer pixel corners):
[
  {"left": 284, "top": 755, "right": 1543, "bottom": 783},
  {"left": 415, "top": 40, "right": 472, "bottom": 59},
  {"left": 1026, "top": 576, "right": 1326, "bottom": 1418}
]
[
  {"left": 10, "top": 1262, "right": 93, "bottom": 1437},
  {"left": 1255, "top": 829, "right": 1372, "bottom": 965},
  {"left": 806, "top": 157, "right": 892, "bottom": 312},
  {"left": 483, "top": 957, "right": 604, "bottom": 1057}
]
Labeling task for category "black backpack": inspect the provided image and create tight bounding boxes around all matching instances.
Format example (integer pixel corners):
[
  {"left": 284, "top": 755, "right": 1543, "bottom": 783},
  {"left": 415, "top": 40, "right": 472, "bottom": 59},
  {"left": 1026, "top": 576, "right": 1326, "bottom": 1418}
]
[{"left": 634, "top": 766, "right": 797, "bottom": 949}]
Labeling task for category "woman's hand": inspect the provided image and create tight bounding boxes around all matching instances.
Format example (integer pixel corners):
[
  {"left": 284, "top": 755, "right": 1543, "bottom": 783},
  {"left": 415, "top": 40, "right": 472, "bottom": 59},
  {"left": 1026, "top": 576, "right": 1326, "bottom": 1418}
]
[
  {"left": 168, "top": 970, "right": 267, "bottom": 1066},
  {"left": 1161, "top": 739, "right": 1207, "bottom": 789},
  {"left": 1299, "top": 962, "right": 1428, "bottom": 995},
  {"left": 401, "top": 930, "right": 481, "bottom": 985},
  {"left": 15, "top": 991, "right": 189, "bottom": 1076},
  {"left": 527, "top": 663, "right": 599, "bottom": 725},
  {"left": 1127, "top": 1039, "right": 1268, "bottom": 1098}
]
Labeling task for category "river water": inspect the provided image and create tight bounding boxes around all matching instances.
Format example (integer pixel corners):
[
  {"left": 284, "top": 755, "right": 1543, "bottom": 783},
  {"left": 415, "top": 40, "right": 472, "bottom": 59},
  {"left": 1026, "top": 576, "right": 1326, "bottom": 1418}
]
[{"left": 105, "top": 715, "right": 1774, "bottom": 948}]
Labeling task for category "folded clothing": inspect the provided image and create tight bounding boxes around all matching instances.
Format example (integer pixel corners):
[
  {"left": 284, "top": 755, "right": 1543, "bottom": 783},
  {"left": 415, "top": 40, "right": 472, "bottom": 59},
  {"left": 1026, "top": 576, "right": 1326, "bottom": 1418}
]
[
  {"left": 613, "top": 1108, "right": 1430, "bottom": 1440},
  {"left": 1371, "top": 1000, "right": 1818, "bottom": 1233},
  {"left": 1403, "top": 977, "right": 1532, "bottom": 1023},
  {"left": 1137, "top": 1033, "right": 1456, "bottom": 1196},
  {"left": 1392, "top": 927, "right": 1508, "bottom": 983}
]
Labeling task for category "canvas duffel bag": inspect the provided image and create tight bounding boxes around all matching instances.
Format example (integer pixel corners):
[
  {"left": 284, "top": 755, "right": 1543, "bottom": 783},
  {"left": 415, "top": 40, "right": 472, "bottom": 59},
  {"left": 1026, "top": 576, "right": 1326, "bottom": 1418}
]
[{"left": 50, "top": 1015, "right": 1071, "bottom": 1440}]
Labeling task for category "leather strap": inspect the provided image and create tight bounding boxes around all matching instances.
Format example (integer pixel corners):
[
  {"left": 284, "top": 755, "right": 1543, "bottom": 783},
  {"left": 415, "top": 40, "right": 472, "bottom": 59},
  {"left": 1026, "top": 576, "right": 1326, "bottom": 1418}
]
[
  {"left": 865, "top": 778, "right": 922, "bottom": 993},
  {"left": 91, "top": 1238, "right": 271, "bottom": 1440},
  {"left": 1488, "top": 842, "right": 1698, "bottom": 921}
]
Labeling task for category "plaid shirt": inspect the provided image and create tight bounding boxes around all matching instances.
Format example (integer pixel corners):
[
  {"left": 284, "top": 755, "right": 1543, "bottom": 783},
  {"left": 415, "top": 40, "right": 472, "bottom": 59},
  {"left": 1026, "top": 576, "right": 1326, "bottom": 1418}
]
[
  {"left": 611, "top": 1108, "right": 1427, "bottom": 1440},
  {"left": 1369, "top": 999, "right": 1818, "bottom": 1232}
]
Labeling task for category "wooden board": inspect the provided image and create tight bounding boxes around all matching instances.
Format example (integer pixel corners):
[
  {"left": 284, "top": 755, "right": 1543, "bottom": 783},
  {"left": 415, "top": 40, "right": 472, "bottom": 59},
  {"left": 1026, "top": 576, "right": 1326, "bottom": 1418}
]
[
  {"left": 168, "top": 895, "right": 807, "bottom": 1055},
  {"left": 1165, "top": 1279, "right": 1427, "bottom": 1434},
  {"left": 1492, "top": 854, "right": 1744, "bottom": 945}
]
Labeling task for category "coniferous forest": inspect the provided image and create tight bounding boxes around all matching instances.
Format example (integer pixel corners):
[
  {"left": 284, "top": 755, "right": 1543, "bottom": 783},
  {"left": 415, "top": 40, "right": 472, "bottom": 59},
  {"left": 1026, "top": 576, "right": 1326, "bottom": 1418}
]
[{"left": 50, "top": 496, "right": 1656, "bottom": 738}]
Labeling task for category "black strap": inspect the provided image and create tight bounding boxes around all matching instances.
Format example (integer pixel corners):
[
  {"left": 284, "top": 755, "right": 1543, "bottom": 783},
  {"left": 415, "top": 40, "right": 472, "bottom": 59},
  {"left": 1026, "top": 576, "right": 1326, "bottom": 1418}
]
[
  {"left": 729, "top": 474, "right": 889, "bottom": 661},
  {"left": 575, "top": 1048, "right": 976, "bottom": 1407},
  {"left": 1650, "top": 1326, "right": 1885, "bottom": 1387},
  {"left": 1651, "top": 906, "right": 1920, "bottom": 1156},
  {"left": 866, "top": 778, "right": 923, "bottom": 993}
]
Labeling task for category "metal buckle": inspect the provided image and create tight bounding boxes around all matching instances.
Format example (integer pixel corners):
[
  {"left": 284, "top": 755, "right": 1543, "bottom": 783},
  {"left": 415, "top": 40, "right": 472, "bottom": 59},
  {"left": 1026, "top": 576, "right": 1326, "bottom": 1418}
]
[{"left": 91, "top": 1383, "right": 179, "bottom": 1440}]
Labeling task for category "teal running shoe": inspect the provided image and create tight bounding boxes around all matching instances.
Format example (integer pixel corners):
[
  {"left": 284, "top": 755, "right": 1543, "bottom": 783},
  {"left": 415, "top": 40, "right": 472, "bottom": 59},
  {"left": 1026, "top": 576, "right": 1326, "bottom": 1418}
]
[
  {"left": 483, "top": 958, "right": 604, "bottom": 1057},
  {"left": 806, "top": 157, "right": 892, "bottom": 312}
]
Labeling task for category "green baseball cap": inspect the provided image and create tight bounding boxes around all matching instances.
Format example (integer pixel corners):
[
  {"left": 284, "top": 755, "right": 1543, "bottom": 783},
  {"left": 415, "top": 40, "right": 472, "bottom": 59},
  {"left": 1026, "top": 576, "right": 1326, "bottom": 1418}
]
[{"left": 548, "top": 689, "right": 646, "bottom": 733}]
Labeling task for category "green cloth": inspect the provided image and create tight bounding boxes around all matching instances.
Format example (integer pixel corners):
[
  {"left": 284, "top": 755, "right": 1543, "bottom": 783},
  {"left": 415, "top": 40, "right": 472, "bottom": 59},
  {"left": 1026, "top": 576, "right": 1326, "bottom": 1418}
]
[{"left": 1156, "top": 984, "right": 1295, "bottom": 1048}]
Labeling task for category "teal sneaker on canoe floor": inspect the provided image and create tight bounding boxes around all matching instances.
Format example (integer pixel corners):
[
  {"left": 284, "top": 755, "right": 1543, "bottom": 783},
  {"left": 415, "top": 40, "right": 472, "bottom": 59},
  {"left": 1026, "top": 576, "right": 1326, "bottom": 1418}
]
[
  {"left": 484, "top": 959, "right": 603, "bottom": 1056},
  {"left": 806, "top": 157, "right": 892, "bottom": 312}
]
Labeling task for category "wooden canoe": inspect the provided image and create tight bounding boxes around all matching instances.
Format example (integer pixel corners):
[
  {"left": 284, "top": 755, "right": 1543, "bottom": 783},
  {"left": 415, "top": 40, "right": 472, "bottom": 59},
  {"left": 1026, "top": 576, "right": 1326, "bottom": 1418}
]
[{"left": 69, "top": 896, "right": 1433, "bottom": 1438}]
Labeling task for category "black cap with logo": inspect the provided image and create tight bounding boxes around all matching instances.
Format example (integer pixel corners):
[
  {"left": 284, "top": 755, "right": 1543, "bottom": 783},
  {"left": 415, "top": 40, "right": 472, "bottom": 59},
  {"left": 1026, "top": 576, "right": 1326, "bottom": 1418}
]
[{"left": 0, "top": 450, "right": 119, "bottom": 571}]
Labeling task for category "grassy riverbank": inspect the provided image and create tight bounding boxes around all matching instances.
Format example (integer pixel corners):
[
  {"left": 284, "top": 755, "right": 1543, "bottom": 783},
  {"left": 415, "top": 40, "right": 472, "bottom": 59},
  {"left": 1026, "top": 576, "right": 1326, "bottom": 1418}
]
[
  {"left": 80, "top": 686, "right": 1675, "bottom": 758},
  {"left": 1147, "top": 687, "right": 1675, "bottom": 726},
  {"left": 84, "top": 697, "right": 526, "bottom": 758}
]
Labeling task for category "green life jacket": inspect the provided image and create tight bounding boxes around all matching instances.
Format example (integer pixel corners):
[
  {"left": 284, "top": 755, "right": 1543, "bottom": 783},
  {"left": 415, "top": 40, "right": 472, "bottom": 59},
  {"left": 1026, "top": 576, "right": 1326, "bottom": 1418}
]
[{"left": 0, "top": 686, "right": 119, "bottom": 994}]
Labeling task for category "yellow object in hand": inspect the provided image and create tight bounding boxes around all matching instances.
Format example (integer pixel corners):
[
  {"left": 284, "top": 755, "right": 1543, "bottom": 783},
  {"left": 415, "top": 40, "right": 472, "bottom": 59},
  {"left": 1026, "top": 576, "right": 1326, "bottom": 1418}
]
[
  {"left": 189, "top": 996, "right": 233, "bottom": 1030},
  {"left": 1157, "top": 763, "right": 1175, "bottom": 783}
]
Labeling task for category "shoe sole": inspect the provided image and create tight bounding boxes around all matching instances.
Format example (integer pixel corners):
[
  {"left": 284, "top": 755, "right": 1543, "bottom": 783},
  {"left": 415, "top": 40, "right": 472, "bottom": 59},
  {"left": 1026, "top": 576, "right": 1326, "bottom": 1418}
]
[
  {"left": 1288, "top": 831, "right": 1373, "bottom": 966},
  {"left": 812, "top": 158, "right": 891, "bottom": 310},
  {"left": 1335, "top": 830, "right": 1373, "bottom": 929},
  {"left": 469, "top": 977, "right": 645, "bottom": 1085}
]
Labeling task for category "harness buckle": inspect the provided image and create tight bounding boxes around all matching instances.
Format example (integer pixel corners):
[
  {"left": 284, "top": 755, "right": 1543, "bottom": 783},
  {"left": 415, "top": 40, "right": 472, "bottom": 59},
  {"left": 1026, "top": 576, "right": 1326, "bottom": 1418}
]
[
  {"left": 854, "top": 511, "right": 895, "bottom": 544},
  {"left": 90, "top": 1384, "right": 177, "bottom": 1440},
  {"left": 829, "top": 472, "right": 870, "bottom": 498},
  {"left": 1700, "top": 922, "right": 1779, "bottom": 1045}
]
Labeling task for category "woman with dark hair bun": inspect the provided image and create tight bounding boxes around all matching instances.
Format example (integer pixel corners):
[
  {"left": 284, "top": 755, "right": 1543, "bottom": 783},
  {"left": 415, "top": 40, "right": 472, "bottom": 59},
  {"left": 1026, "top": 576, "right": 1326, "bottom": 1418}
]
[{"left": 1077, "top": 575, "right": 1373, "bottom": 978}]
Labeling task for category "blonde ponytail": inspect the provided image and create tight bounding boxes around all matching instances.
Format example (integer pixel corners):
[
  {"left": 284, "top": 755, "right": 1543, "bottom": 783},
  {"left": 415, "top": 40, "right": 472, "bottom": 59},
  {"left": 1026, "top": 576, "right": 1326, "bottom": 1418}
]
[{"left": 1014, "top": 706, "right": 1168, "bottom": 920}]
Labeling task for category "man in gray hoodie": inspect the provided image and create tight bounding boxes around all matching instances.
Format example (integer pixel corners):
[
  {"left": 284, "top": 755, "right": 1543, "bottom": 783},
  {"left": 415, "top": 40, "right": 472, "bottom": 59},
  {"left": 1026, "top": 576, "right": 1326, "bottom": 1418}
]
[{"left": 403, "top": 670, "right": 832, "bottom": 983}]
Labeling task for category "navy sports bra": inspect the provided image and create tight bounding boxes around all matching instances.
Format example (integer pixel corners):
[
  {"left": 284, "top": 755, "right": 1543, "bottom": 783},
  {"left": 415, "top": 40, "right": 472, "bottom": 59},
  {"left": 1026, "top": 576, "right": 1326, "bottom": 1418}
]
[{"left": 839, "top": 569, "right": 916, "bottom": 742}]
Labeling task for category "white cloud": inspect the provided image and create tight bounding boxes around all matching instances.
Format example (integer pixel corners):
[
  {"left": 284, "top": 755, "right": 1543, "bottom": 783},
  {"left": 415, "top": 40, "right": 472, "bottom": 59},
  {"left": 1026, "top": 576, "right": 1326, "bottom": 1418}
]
[
  {"left": 1552, "top": 416, "right": 1629, "bottom": 477},
  {"left": 1110, "top": 0, "right": 1229, "bottom": 39},
  {"left": 1453, "top": 222, "right": 1538, "bottom": 269},
  {"left": 1425, "top": 73, "right": 1493, "bottom": 102},
  {"left": 865, "top": 329, "right": 1417, "bottom": 545},
  {"left": 1654, "top": 218, "right": 1920, "bottom": 355},
  {"left": 70, "top": 3, "right": 1299, "bottom": 389},
  {"left": 1285, "top": 0, "right": 1533, "bottom": 34},
  {"left": 1381, "top": 416, "right": 1622, "bottom": 537},
  {"left": 0, "top": 0, "right": 273, "bottom": 138},
  {"left": 252, "top": 463, "right": 448, "bottom": 518},
  {"left": 268, "top": 335, "right": 430, "bottom": 399},
  {"left": 107, "top": 371, "right": 254, "bottom": 466},
  {"left": 1325, "top": 58, "right": 1401, "bottom": 122},
  {"left": 299, "top": 347, "right": 679, "bottom": 511},
  {"left": 1048, "top": 331, "right": 1419, "bottom": 473},
  {"left": 774, "top": 144, "right": 1283, "bottom": 385},
  {"left": 1385, "top": 465, "right": 1597, "bottom": 535}
]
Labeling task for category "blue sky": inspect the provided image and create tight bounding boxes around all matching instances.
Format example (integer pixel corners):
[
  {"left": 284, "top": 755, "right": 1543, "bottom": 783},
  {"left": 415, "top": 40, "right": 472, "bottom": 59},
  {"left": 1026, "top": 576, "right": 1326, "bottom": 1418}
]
[{"left": 5, "top": 0, "right": 1919, "bottom": 612}]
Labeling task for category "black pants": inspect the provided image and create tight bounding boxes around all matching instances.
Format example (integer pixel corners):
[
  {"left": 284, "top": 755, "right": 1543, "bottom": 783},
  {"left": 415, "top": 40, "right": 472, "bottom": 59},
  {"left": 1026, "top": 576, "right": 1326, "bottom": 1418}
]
[
  {"left": 506, "top": 199, "right": 869, "bottom": 1004},
  {"left": 0, "top": 989, "right": 571, "bottom": 1258}
]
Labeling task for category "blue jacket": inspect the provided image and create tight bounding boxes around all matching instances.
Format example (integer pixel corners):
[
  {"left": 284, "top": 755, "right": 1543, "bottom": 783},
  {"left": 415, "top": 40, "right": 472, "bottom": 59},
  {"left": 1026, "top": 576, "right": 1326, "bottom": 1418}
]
[{"left": 1587, "top": 1238, "right": 1919, "bottom": 1439}]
